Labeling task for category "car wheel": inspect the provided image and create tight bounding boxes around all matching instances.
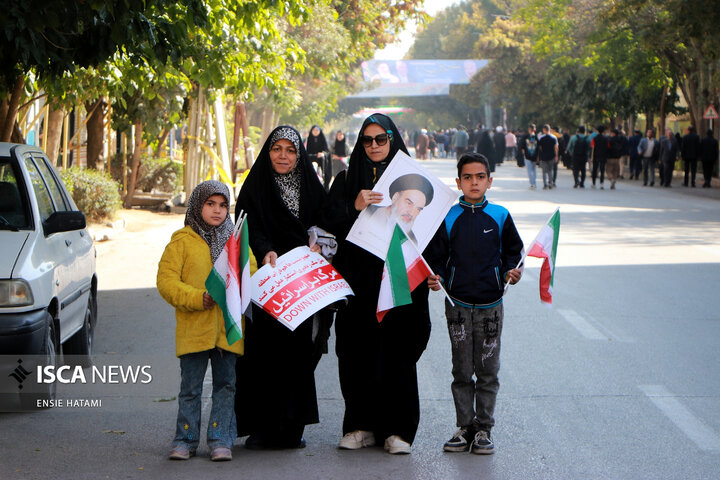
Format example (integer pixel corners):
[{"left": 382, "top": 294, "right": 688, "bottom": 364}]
[
  {"left": 64, "top": 292, "right": 96, "bottom": 368},
  {"left": 29, "top": 312, "right": 58, "bottom": 409}
]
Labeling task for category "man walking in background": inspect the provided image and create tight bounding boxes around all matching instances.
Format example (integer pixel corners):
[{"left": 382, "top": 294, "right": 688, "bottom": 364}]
[
  {"left": 567, "top": 126, "right": 589, "bottom": 188},
  {"left": 453, "top": 125, "right": 469, "bottom": 160},
  {"left": 607, "top": 129, "right": 625, "bottom": 190},
  {"left": 520, "top": 124, "right": 539, "bottom": 189},
  {"left": 659, "top": 128, "right": 679, "bottom": 187},
  {"left": 638, "top": 129, "right": 658, "bottom": 186},
  {"left": 681, "top": 125, "right": 700, "bottom": 187},
  {"left": 537, "top": 124, "right": 559, "bottom": 189},
  {"left": 591, "top": 126, "right": 609, "bottom": 189},
  {"left": 628, "top": 129, "right": 642, "bottom": 180}
]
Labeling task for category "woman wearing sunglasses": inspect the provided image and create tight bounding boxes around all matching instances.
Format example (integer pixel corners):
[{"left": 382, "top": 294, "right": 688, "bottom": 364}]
[{"left": 325, "top": 113, "right": 431, "bottom": 455}]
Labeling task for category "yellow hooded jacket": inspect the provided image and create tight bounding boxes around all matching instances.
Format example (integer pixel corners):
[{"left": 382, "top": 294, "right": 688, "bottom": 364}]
[{"left": 157, "top": 225, "right": 245, "bottom": 357}]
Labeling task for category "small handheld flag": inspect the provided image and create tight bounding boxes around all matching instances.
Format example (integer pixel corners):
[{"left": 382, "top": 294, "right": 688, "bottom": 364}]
[
  {"left": 524, "top": 208, "right": 560, "bottom": 304},
  {"left": 205, "top": 212, "right": 251, "bottom": 344},
  {"left": 376, "top": 224, "right": 434, "bottom": 321}
]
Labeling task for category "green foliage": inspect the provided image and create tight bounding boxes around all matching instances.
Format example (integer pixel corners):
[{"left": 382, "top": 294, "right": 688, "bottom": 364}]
[
  {"left": 60, "top": 167, "right": 122, "bottom": 221},
  {"left": 135, "top": 157, "right": 184, "bottom": 193},
  {"left": 0, "top": 0, "right": 208, "bottom": 96},
  {"left": 401, "top": 0, "right": 698, "bottom": 129}
]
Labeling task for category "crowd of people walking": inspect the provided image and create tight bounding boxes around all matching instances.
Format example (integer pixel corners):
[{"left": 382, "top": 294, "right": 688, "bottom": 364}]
[
  {"left": 301, "top": 119, "right": 719, "bottom": 196},
  {"left": 513, "top": 123, "right": 718, "bottom": 190}
]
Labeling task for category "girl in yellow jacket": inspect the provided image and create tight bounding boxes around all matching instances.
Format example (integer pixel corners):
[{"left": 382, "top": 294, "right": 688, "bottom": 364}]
[{"left": 157, "top": 180, "right": 243, "bottom": 462}]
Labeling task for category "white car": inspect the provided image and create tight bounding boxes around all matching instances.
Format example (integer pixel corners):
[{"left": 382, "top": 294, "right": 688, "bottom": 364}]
[{"left": 0, "top": 143, "right": 97, "bottom": 405}]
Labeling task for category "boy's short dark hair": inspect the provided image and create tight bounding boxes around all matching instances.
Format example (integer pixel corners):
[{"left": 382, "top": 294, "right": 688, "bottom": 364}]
[
  {"left": 457, "top": 153, "right": 490, "bottom": 178},
  {"left": 577, "top": 125, "right": 585, "bottom": 134}
]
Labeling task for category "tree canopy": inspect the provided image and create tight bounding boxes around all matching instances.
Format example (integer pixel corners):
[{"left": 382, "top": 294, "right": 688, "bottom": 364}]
[{"left": 399, "top": 0, "right": 718, "bottom": 132}]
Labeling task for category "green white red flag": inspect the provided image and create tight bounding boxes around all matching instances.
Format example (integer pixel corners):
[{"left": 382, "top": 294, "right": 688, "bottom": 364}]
[
  {"left": 377, "top": 224, "right": 432, "bottom": 321},
  {"left": 526, "top": 209, "right": 560, "bottom": 304},
  {"left": 205, "top": 214, "right": 251, "bottom": 345}
]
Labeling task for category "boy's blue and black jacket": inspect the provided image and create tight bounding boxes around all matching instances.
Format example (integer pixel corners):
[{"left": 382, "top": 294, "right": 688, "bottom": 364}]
[{"left": 426, "top": 196, "right": 524, "bottom": 308}]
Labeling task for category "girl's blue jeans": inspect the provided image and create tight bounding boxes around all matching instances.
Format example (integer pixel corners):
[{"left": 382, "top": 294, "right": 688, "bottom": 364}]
[{"left": 173, "top": 349, "right": 237, "bottom": 450}]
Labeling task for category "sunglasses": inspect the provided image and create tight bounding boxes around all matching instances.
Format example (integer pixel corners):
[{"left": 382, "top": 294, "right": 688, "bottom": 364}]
[{"left": 360, "top": 133, "right": 391, "bottom": 147}]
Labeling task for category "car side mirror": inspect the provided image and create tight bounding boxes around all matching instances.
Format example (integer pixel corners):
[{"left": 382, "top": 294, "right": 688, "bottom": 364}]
[{"left": 43, "top": 211, "right": 86, "bottom": 236}]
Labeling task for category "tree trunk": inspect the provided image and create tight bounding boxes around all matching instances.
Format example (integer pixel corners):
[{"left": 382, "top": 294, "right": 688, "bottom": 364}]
[
  {"left": 45, "top": 104, "right": 65, "bottom": 164},
  {"left": 123, "top": 120, "right": 144, "bottom": 208},
  {"left": 238, "top": 101, "right": 252, "bottom": 169},
  {"left": 1, "top": 76, "right": 24, "bottom": 142},
  {"left": 645, "top": 111, "right": 654, "bottom": 134},
  {"left": 0, "top": 100, "right": 8, "bottom": 138},
  {"left": 260, "top": 106, "right": 274, "bottom": 146},
  {"left": 84, "top": 97, "right": 105, "bottom": 170},
  {"left": 658, "top": 84, "right": 668, "bottom": 135},
  {"left": 154, "top": 128, "right": 170, "bottom": 157},
  {"left": 231, "top": 101, "right": 242, "bottom": 175},
  {"left": 11, "top": 122, "right": 24, "bottom": 143}
]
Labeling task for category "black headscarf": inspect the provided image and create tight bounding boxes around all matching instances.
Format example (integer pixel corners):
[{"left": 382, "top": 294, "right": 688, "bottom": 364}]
[
  {"left": 237, "top": 125, "right": 327, "bottom": 261},
  {"left": 332, "top": 131, "right": 347, "bottom": 157},
  {"left": 306, "top": 125, "right": 329, "bottom": 155},
  {"left": 342, "top": 113, "right": 409, "bottom": 205}
]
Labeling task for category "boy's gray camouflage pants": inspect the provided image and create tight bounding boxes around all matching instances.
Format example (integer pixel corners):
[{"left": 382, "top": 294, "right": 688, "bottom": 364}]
[{"left": 445, "top": 300, "right": 503, "bottom": 431}]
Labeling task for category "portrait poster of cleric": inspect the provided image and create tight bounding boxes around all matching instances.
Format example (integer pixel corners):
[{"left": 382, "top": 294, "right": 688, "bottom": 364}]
[{"left": 346, "top": 151, "right": 456, "bottom": 260}]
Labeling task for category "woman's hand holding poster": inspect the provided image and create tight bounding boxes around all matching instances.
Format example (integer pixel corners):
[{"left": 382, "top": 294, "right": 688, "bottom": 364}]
[
  {"left": 346, "top": 151, "right": 457, "bottom": 259},
  {"left": 251, "top": 246, "right": 353, "bottom": 330}
]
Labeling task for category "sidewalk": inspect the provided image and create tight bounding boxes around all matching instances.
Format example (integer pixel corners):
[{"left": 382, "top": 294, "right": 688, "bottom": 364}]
[
  {"left": 87, "top": 208, "right": 184, "bottom": 242},
  {"left": 616, "top": 167, "right": 720, "bottom": 201}
]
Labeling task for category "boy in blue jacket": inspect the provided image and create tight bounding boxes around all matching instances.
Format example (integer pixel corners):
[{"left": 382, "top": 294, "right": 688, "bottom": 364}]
[{"left": 426, "top": 153, "right": 524, "bottom": 455}]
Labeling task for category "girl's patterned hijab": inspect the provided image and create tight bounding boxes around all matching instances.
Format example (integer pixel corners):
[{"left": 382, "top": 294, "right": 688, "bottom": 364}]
[{"left": 185, "top": 180, "right": 234, "bottom": 262}]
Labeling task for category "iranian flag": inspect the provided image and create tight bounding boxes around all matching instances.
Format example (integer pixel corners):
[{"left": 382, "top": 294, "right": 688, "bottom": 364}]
[
  {"left": 205, "top": 215, "right": 251, "bottom": 345},
  {"left": 377, "top": 224, "right": 432, "bottom": 322},
  {"left": 526, "top": 209, "right": 560, "bottom": 304}
]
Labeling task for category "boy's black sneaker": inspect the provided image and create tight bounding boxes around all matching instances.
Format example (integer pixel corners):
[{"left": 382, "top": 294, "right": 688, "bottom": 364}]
[
  {"left": 443, "top": 426, "right": 474, "bottom": 452},
  {"left": 471, "top": 430, "right": 495, "bottom": 455}
]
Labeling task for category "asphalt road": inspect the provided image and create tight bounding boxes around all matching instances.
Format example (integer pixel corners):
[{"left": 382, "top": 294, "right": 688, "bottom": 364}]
[{"left": 1, "top": 159, "right": 719, "bottom": 480}]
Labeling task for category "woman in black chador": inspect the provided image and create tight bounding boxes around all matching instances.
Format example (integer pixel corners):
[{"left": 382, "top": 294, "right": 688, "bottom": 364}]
[
  {"left": 306, "top": 125, "right": 330, "bottom": 189},
  {"left": 324, "top": 113, "right": 431, "bottom": 455},
  {"left": 234, "top": 125, "right": 327, "bottom": 449}
]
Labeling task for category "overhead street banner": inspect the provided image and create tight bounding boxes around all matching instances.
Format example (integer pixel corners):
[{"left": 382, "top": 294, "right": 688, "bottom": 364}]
[
  {"left": 251, "top": 247, "right": 353, "bottom": 331},
  {"left": 349, "top": 59, "right": 489, "bottom": 98}
]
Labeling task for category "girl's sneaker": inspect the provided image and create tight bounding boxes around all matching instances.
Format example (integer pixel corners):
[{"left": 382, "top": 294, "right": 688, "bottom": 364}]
[
  {"left": 168, "top": 445, "right": 196, "bottom": 460},
  {"left": 210, "top": 447, "right": 232, "bottom": 461},
  {"left": 443, "top": 426, "right": 475, "bottom": 452},
  {"left": 471, "top": 430, "right": 495, "bottom": 455}
]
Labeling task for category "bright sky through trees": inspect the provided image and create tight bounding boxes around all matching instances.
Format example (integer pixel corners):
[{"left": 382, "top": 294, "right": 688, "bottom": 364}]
[{"left": 374, "top": 0, "right": 460, "bottom": 59}]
